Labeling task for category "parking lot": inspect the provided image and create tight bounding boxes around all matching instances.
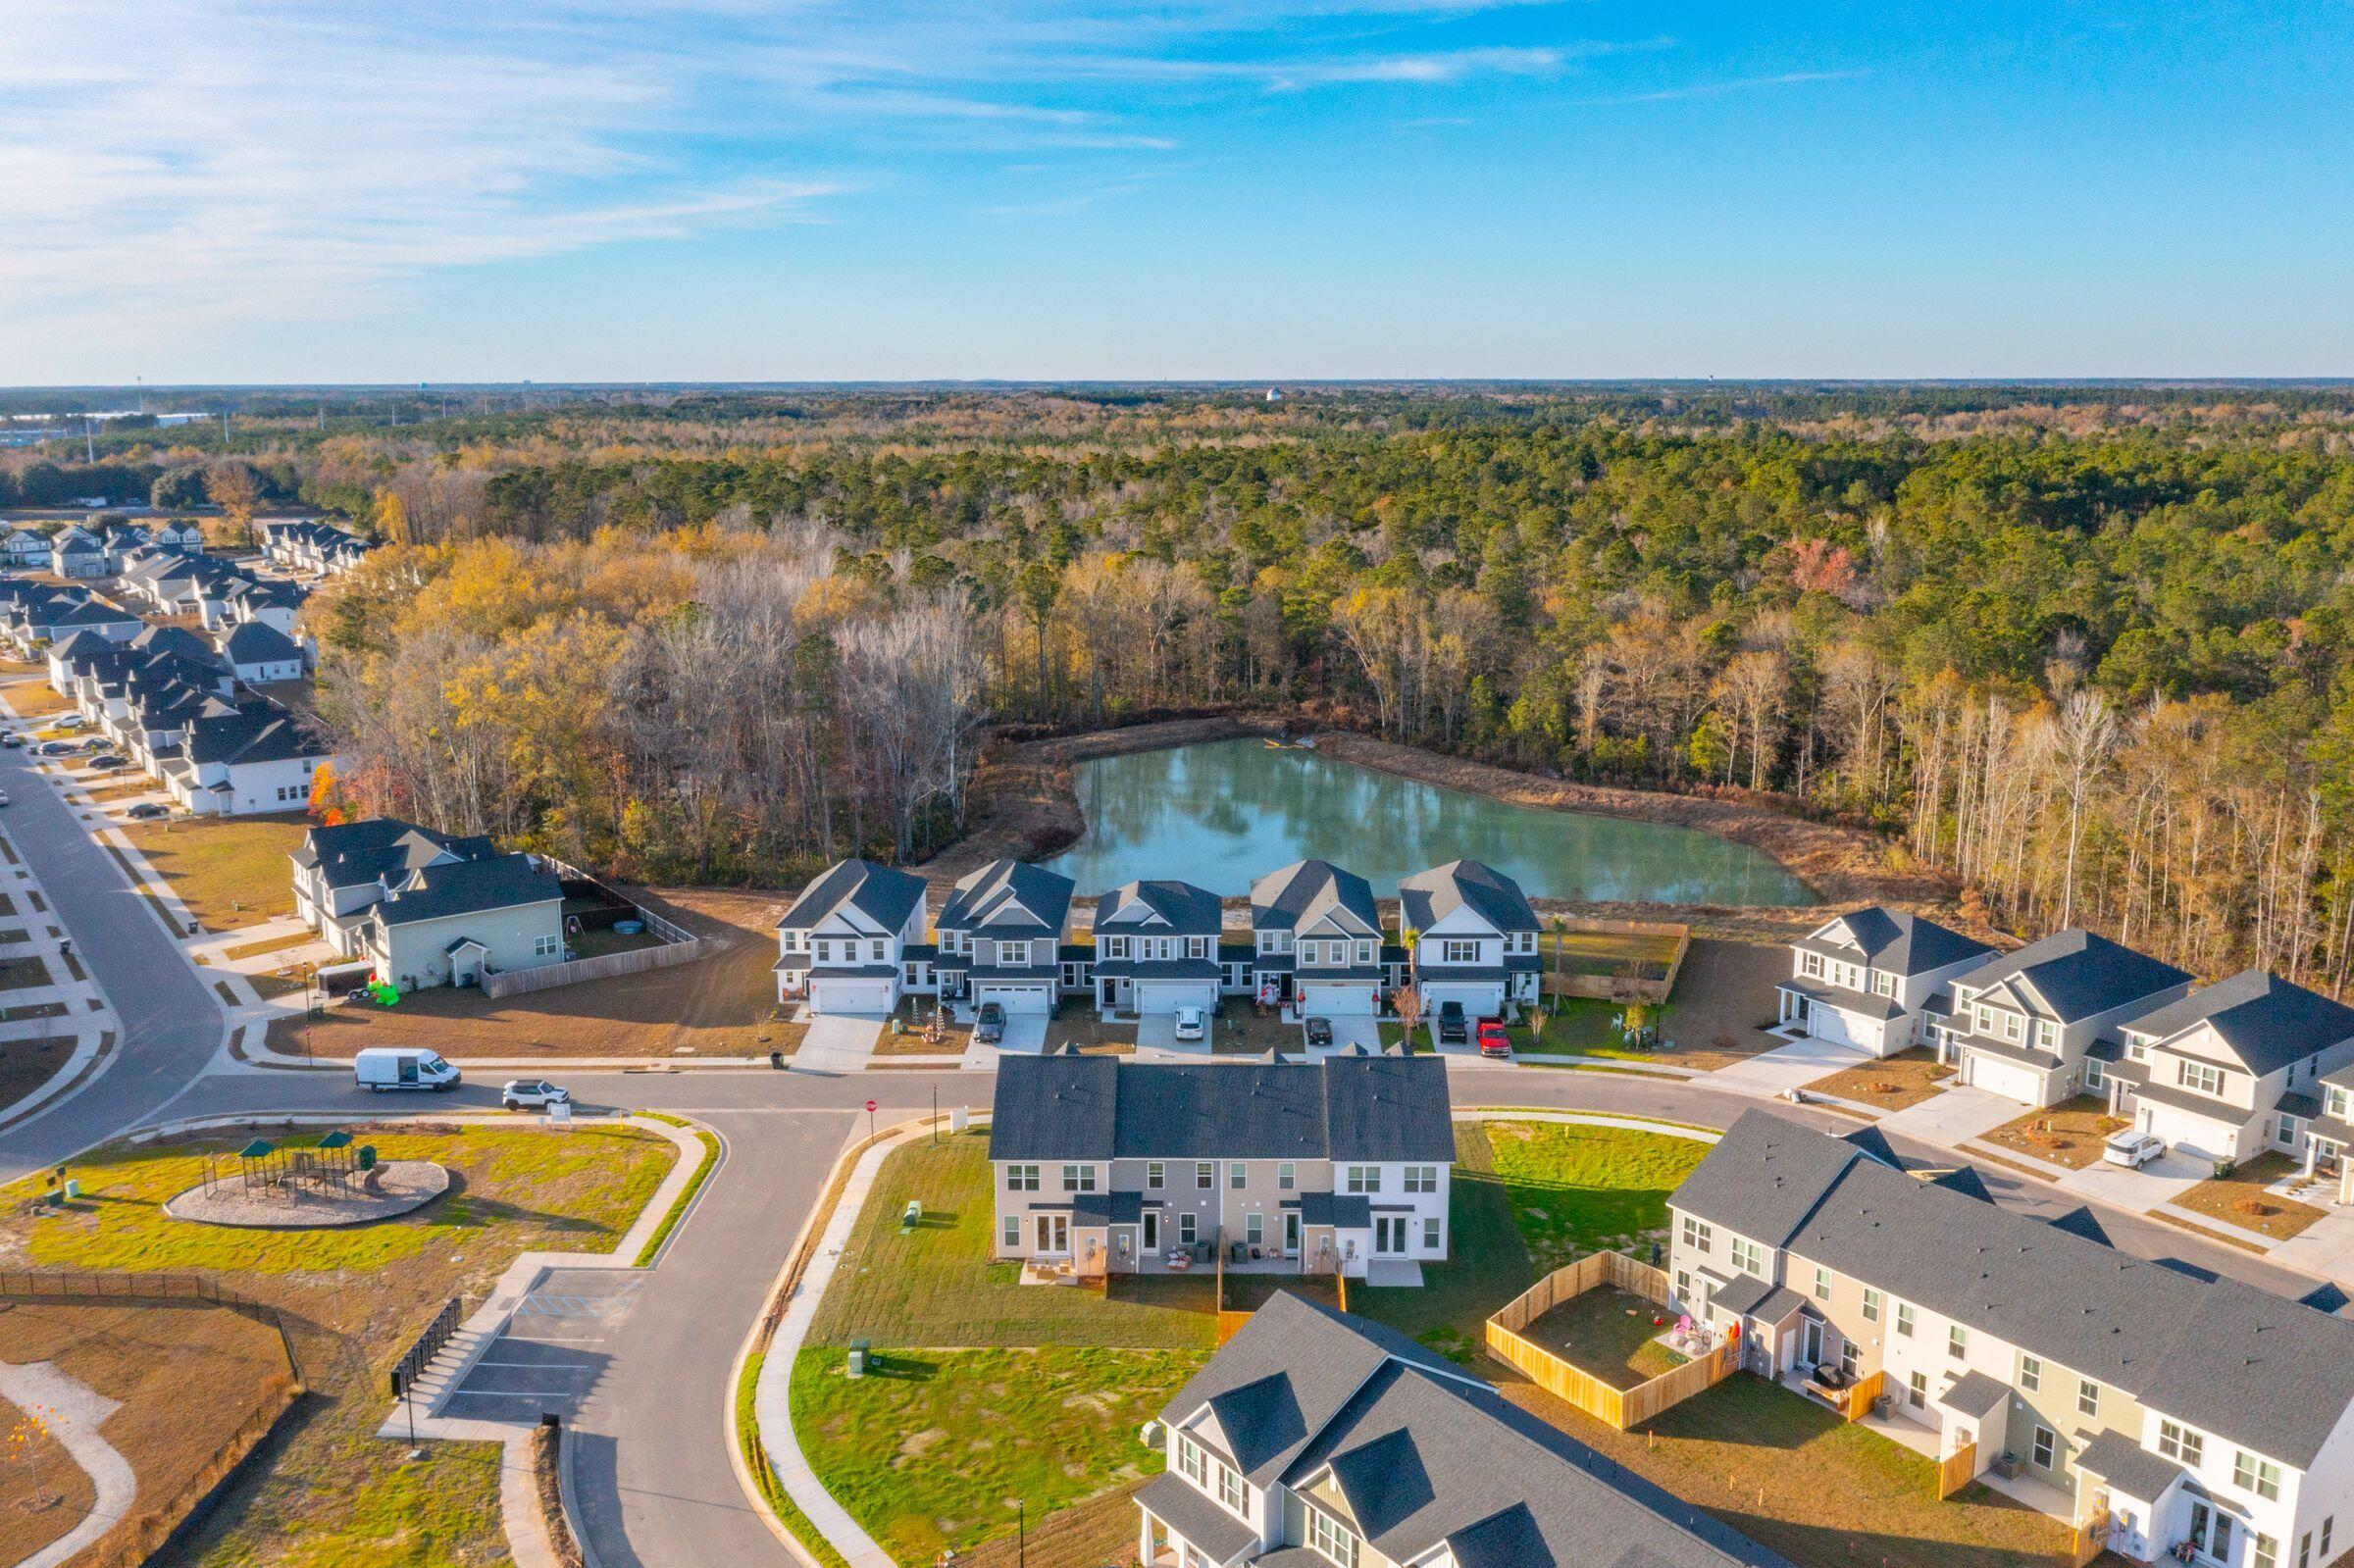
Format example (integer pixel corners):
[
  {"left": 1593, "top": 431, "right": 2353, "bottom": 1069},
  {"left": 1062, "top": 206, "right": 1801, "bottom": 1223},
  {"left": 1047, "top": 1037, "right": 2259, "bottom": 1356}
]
[{"left": 437, "top": 1270, "right": 641, "bottom": 1425}]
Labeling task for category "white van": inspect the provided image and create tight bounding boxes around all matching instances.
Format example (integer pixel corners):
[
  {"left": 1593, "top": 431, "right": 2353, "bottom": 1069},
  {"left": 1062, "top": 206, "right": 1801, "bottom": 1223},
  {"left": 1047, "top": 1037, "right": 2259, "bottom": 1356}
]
[{"left": 354, "top": 1047, "right": 461, "bottom": 1093}]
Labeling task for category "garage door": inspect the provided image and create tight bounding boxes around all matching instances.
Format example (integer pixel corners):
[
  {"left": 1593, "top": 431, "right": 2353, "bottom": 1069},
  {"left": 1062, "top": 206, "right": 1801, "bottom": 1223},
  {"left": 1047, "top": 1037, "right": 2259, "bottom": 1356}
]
[
  {"left": 975, "top": 983, "right": 1052, "bottom": 1015},
  {"left": 1136, "top": 981, "right": 1217, "bottom": 1016},
  {"left": 1298, "top": 982, "right": 1379, "bottom": 1017},
  {"left": 811, "top": 979, "right": 893, "bottom": 1015},
  {"left": 1965, "top": 1052, "right": 2043, "bottom": 1106},
  {"left": 1808, "top": 1004, "right": 1859, "bottom": 1050}
]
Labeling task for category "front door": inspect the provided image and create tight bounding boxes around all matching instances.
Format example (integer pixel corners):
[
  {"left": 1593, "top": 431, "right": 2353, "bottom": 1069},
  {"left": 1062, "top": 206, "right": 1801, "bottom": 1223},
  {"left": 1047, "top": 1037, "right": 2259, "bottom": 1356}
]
[
  {"left": 1373, "top": 1216, "right": 1407, "bottom": 1255},
  {"left": 1283, "top": 1212, "right": 1301, "bottom": 1256},
  {"left": 1036, "top": 1214, "right": 1068, "bottom": 1255},
  {"left": 1142, "top": 1211, "right": 1159, "bottom": 1252},
  {"left": 1803, "top": 1318, "right": 1824, "bottom": 1366}
]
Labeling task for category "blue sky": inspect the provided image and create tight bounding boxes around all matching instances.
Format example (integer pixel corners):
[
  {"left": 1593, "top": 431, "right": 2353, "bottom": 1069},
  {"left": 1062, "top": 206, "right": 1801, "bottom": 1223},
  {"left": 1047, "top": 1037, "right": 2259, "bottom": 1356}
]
[{"left": 3, "top": 1, "right": 2349, "bottom": 382}]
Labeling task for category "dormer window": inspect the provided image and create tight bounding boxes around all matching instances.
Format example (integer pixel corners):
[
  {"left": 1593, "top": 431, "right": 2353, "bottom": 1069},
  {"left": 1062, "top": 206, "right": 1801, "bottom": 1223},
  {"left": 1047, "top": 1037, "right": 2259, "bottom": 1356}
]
[{"left": 1308, "top": 1506, "right": 1359, "bottom": 1567}]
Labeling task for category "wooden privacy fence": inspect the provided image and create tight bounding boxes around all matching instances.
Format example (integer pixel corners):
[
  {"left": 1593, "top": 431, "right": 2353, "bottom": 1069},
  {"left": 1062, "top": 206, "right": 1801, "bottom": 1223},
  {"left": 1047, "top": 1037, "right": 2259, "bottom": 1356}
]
[
  {"left": 1484, "top": 1253, "right": 1734, "bottom": 1431},
  {"left": 2071, "top": 1509, "right": 2112, "bottom": 1567},
  {"left": 1938, "top": 1442, "right": 1977, "bottom": 1498},
  {"left": 1538, "top": 920, "right": 1692, "bottom": 1005},
  {"left": 485, "top": 936, "right": 702, "bottom": 998}
]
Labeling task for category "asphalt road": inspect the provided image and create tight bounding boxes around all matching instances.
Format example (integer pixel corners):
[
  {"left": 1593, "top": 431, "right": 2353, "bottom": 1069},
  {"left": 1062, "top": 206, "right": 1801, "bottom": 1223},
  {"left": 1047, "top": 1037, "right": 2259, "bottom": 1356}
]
[{"left": 0, "top": 739, "right": 2331, "bottom": 1566}]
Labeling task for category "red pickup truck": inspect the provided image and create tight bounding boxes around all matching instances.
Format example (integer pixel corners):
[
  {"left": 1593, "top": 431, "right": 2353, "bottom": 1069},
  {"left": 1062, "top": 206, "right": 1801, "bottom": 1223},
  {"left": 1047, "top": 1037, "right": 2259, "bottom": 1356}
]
[{"left": 1475, "top": 1018, "right": 1510, "bottom": 1058}]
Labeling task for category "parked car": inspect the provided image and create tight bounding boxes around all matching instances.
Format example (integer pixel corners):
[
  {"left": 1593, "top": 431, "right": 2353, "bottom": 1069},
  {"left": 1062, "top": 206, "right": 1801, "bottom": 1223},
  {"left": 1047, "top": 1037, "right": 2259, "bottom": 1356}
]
[
  {"left": 1475, "top": 1017, "right": 1510, "bottom": 1058},
  {"left": 1437, "top": 1000, "right": 1467, "bottom": 1044},
  {"left": 353, "top": 1046, "right": 461, "bottom": 1092},
  {"left": 501, "top": 1079, "right": 570, "bottom": 1111},
  {"left": 85, "top": 753, "right": 127, "bottom": 771},
  {"left": 32, "top": 740, "right": 75, "bottom": 757},
  {"left": 124, "top": 802, "right": 169, "bottom": 820},
  {"left": 2103, "top": 1129, "right": 2166, "bottom": 1169},
  {"left": 0, "top": 789, "right": 10, "bottom": 808},
  {"left": 0, "top": 732, "right": 21, "bottom": 748},
  {"left": 974, "top": 1001, "right": 1006, "bottom": 1044},
  {"left": 1172, "top": 1005, "right": 1206, "bottom": 1042},
  {"left": 53, "top": 714, "right": 88, "bottom": 732},
  {"left": 1304, "top": 1016, "right": 1334, "bottom": 1049}
]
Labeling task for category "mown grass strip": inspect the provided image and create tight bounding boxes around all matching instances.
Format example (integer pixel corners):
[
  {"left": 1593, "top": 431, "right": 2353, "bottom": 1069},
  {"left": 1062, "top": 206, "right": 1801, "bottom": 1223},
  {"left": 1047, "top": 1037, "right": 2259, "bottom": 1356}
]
[
  {"left": 634, "top": 1128, "right": 721, "bottom": 1267},
  {"left": 736, "top": 1350, "right": 853, "bottom": 1568}
]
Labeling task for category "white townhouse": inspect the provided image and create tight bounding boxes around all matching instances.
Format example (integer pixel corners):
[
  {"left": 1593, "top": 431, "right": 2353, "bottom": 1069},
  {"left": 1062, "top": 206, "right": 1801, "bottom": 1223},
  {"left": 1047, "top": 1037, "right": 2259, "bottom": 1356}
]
[
  {"left": 1089, "top": 878, "right": 1226, "bottom": 1017},
  {"left": 49, "top": 526, "right": 108, "bottom": 579},
  {"left": 989, "top": 1053, "right": 1455, "bottom": 1279},
  {"left": 1940, "top": 928, "right": 2192, "bottom": 1107},
  {"left": 0, "top": 529, "right": 48, "bottom": 570},
  {"left": 1396, "top": 858, "right": 1544, "bottom": 1023},
  {"left": 772, "top": 857, "right": 929, "bottom": 1015},
  {"left": 290, "top": 817, "right": 503, "bottom": 957},
  {"left": 1135, "top": 1292, "right": 1801, "bottom": 1568},
  {"left": 2100, "top": 970, "right": 2354, "bottom": 1168},
  {"left": 1250, "top": 859, "right": 1386, "bottom": 1018},
  {"left": 219, "top": 621, "right": 305, "bottom": 683},
  {"left": 1668, "top": 1112, "right": 2354, "bottom": 1568},
  {"left": 1777, "top": 906, "right": 1996, "bottom": 1057},
  {"left": 157, "top": 701, "right": 341, "bottom": 816},
  {"left": 928, "top": 857, "right": 1074, "bottom": 1017}
]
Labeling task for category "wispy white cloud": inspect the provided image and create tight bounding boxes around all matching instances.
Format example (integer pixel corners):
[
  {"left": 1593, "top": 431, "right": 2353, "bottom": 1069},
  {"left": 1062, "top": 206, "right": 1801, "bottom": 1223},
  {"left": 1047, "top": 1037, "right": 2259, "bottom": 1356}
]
[{"left": 1572, "top": 70, "right": 1866, "bottom": 107}]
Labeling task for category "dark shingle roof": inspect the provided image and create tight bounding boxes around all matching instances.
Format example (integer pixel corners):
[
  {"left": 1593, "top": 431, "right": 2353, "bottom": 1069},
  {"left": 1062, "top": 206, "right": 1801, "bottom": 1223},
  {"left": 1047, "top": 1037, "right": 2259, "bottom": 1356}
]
[
  {"left": 223, "top": 621, "right": 302, "bottom": 666},
  {"left": 2074, "top": 1430, "right": 2187, "bottom": 1502},
  {"left": 1958, "top": 928, "right": 2188, "bottom": 1022},
  {"left": 2123, "top": 969, "right": 2354, "bottom": 1076},
  {"left": 371, "top": 853, "right": 561, "bottom": 927},
  {"left": 1095, "top": 878, "right": 1222, "bottom": 936},
  {"left": 1396, "top": 860, "right": 1537, "bottom": 936},
  {"left": 293, "top": 817, "right": 496, "bottom": 887},
  {"left": 938, "top": 857, "right": 1073, "bottom": 937},
  {"left": 1253, "top": 860, "right": 1380, "bottom": 936},
  {"left": 776, "top": 858, "right": 927, "bottom": 935},
  {"left": 1799, "top": 907, "right": 1993, "bottom": 976},
  {"left": 990, "top": 1055, "right": 1454, "bottom": 1163}
]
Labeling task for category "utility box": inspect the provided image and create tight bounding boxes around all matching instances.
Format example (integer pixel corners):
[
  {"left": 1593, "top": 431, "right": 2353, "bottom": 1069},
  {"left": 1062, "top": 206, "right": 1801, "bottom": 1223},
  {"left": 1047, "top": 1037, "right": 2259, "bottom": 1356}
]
[{"left": 950, "top": 1106, "right": 969, "bottom": 1134}]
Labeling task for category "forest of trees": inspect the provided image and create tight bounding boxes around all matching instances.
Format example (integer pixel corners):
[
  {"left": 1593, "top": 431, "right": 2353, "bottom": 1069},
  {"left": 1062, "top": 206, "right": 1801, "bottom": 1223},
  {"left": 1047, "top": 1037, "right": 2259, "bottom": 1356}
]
[{"left": 16, "top": 384, "right": 2354, "bottom": 991}]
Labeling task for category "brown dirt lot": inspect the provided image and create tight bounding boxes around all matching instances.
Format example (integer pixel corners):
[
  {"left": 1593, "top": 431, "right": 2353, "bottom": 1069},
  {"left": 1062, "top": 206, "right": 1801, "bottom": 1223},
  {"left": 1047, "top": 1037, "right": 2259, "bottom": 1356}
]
[
  {"left": 267, "top": 887, "right": 795, "bottom": 1059},
  {"left": 0, "top": 1301, "right": 295, "bottom": 1568},
  {"left": 1, "top": 680, "right": 74, "bottom": 720},
  {"left": 1523, "top": 1287, "right": 1689, "bottom": 1390},
  {"left": 1981, "top": 1098, "right": 2125, "bottom": 1171},
  {"left": 1651, "top": 938, "right": 1800, "bottom": 1068},
  {"left": 0, "top": 1036, "right": 78, "bottom": 1117},
  {"left": 0, "top": 1383, "right": 92, "bottom": 1567},
  {"left": 1806, "top": 1047, "right": 1955, "bottom": 1112},
  {"left": 2174, "top": 1154, "right": 2328, "bottom": 1241}
]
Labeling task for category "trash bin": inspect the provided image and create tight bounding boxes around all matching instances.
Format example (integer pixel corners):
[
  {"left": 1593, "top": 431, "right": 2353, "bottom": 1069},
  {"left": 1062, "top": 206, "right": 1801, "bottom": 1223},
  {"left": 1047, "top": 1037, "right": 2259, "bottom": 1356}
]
[{"left": 770, "top": 1050, "right": 785, "bottom": 1070}]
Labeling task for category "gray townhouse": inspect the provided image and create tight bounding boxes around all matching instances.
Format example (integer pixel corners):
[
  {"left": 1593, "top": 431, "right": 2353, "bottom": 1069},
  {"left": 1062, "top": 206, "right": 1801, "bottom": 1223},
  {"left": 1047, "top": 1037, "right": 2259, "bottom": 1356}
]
[
  {"left": 2099, "top": 970, "right": 2354, "bottom": 1169},
  {"left": 1939, "top": 928, "right": 2192, "bottom": 1107},
  {"left": 1668, "top": 1111, "right": 2354, "bottom": 1568},
  {"left": 1091, "top": 878, "right": 1227, "bottom": 1017},
  {"left": 290, "top": 817, "right": 501, "bottom": 957},
  {"left": 48, "top": 526, "right": 107, "bottom": 579},
  {"left": 925, "top": 857, "right": 1076, "bottom": 1017},
  {"left": 772, "top": 857, "right": 929, "bottom": 1015},
  {"left": 1136, "top": 1290, "right": 1799, "bottom": 1568},
  {"left": 1396, "top": 859, "right": 1544, "bottom": 1023},
  {"left": 989, "top": 1053, "right": 1455, "bottom": 1280},
  {"left": 1776, "top": 905, "right": 1995, "bottom": 1057},
  {"left": 1249, "top": 859, "right": 1387, "bottom": 1020}
]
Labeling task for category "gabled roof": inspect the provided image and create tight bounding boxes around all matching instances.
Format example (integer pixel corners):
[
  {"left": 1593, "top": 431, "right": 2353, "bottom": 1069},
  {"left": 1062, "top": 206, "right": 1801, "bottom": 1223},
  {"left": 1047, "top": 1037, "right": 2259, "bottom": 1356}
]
[
  {"left": 371, "top": 852, "right": 561, "bottom": 928},
  {"left": 1675, "top": 1112, "right": 2354, "bottom": 1468},
  {"left": 1158, "top": 1294, "right": 1798, "bottom": 1568},
  {"left": 1799, "top": 907, "right": 1993, "bottom": 976},
  {"left": 181, "top": 702, "right": 331, "bottom": 767},
  {"left": 292, "top": 816, "right": 497, "bottom": 888},
  {"left": 1396, "top": 859, "right": 1538, "bottom": 936},
  {"left": 989, "top": 1054, "right": 1455, "bottom": 1163},
  {"left": 1955, "top": 928, "right": 2188, "bottom": 1022},
  {"left": 2122, "top": 969, "right": 2354, "bottom": 1076},
  {"left": 775, "top": 858, "right": 926, "bottom": 935},
  {"left": 1095, "top": 878, "right": 1221, "bottom": 936},
  {"left": 1253, "top": 860, "right": 1380, "bottom": 937},
  {"left": 222, "top": 621, "right": 302, "bottom": 666},
  {"left": 128, "top": 625, "right": 218, "bottom": 667},
  {"left": 938, "top": 857, "right": 1073, "bottom": 937},
  {"left": 50, "top": 526, "right": 101, "bottom": 549}
]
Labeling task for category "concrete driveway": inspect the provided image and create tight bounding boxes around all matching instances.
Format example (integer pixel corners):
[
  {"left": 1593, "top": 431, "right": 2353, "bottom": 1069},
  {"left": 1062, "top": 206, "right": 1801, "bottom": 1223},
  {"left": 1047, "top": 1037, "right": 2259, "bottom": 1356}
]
[
  {"left": 1878, "top": 1084, "right": 2021, "bottom": 1144},
  {"left": 1312, "top": 1017, "right": 1382, "bottom": 1059},
  {"left": 790, "top": 1014, "right": 882, "bottom": 1073},
  {"left": 1707, "top": 1035, "right": 1870, "bottom": 1099},
  {"left": 961, "top": 1013, "right": 1047, "bottom": 1064},
  {"left": 2056, "top": 1147, "right": 2209, "bottom": 1213},
  {"left": 2271, "top": 1204, "right": 2354, "bottom": 1280}
]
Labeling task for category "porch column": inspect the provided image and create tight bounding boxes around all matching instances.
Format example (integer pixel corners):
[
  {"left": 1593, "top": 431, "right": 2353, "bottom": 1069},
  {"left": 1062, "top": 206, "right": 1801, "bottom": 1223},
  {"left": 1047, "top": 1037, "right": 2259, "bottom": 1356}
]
[{"left": 2306, "top": 1138, "right": 2320, "bottom": 1179}]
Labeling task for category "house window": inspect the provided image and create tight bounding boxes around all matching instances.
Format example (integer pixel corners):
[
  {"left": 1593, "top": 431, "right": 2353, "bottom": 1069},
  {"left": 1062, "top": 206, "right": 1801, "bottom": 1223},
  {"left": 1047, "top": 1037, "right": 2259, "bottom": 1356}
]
[
  {"left": 2235, "top": 1452, "right": 2281, "bottom": 1501},
  {"left": 1681, "top": 1217, "right": 1713, "bottom": 1250},
  {"left": 2254, "top": 1535, "right": 2277, "bottom": 1568},
  {"left": 1179, "top": 1213, "right": 1198, "bottom": 1245},
  {"left": 534, "top": 935, "right": 560, "bottom": 957},
  {"left": 1441, "top": 939, "right": 1479, "bottom": 964},
  {"left": 2157, "top": 1421, "right": 2203, "bottom": 1468},
  {"left": 1102, "top": 936, "right": 1129, "bottom": 960},
  {"left": 1188, "top": 936, "right": 1210, "bottom": 959},
  {"left": 2330, "top": 1087, "right": 2352, "bottom": 1120},
  {"left": 1062, "top": 1164, "right": 1096, "bottom": 1192},
  {"left": 1230, "top": 1162, "right": 1247, "bottom": 1189},
  {"left": 1675, "top": 1270, "right": 1691, "bottom": 1301},
  {"left": 1308, "top": 1508, "right": 1359, "bottom": 1568},
  {"left": 1908, "top": 1371, "right": 1927, "bottom": 1408},
  {"left": 1356, "top": 941, "right": 1374, "bottom": 964},
  {"left": 1216, "top": 1462, "right": 1246, "bottom": 1516},
  {"left": 2277, "top": 1115, "right": 2303, "bottom": 1146},
  {"left": 2077, "top": 1380, "right": 2099, "bottom": 1418},
  {"left": 1945, "top": 1323, "right": 1966, "bottom": 1358},
  {"left": 1177, "top": 1436, "right": 1205, "bottom": 1486},
  {"left": 2031, "top": 1425, "right": 2056, "bottom": 1470},
  {"left": 1196, "top": 1163, "right": 1214, "bottom": 1189},
  {"left": 2083, "top": 1059, "right": 2106, "bottom": 1091},
  {"left": 2035, "top": 1018, "right": 2058, "bottom": 1051},
  {"left": 1813, "top": 1266, "right": 1830, "bottom": 1300},
  {"left": 1001, "top": 1216, "right": 1020, "bottom": 1249},
  {"left": 1404, "top": 1166, "right": 1437, "bottom": 1193},
  {"left": 1346, "top": 1166, "right": 1377, "bottom": 1194},
  {"left": 1278, "top": 1162, "right": 1296, "bottom": 1190},
  {"left": 2003, "top": 1012, "right": 2023, "bottom": 1042},
  {"left": 2179, "top": 1060, "right": 2224, "bottom": 1096},
  {"left": 812, "top": 940, "right": 831, "bottom": 963},
  {"left": 1147, "top": 1162, "right": 1165, "bottom": 1189},
  {"left": 2020, "top": 1355, "right": 2041, "bottom": 1391},
  {"left": 1895, "top": 1302, "right": 1915, "bottom": 1338},
  {"left": 1005, "top": 1165, "right": 1040, "bottom": 1191},
  {"left": 1731, "top": 1238, "right": 1764, "bottom": 1275},
  {"left": 871, "top": 939, "right": 887, "bottom": 961},
  {"left": 1862, "top": 1288, "right": 1881, "bottom": 1323},
  {"left": 1873, "top": 972, "right": 1895, "bottom": 997},
  {"left": 1805, "top": 953, "right": 1824, "bottom": 978},
  {"left": 1422, "top": 1216, "right": 1441, "bottom": 1249},
  {"left": 1245, "top": 1214, "right": 1263, "bottom": 1246}
]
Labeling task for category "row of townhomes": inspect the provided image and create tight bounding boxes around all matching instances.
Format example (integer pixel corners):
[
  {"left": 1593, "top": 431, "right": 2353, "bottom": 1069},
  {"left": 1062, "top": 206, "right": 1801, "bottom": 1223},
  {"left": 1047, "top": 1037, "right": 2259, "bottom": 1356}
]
[
  {"left": 260, "top": 518, "right": 375, "bottom": 576},
  {"left": 288, "top": 817, "right": 567, "bottom": 990},
  {"left": 1135, "top": 1291, "right": 1800, "bottom": 1568},
  {"left": 15, "top": 519, "right": 208, "bottom": 581},
  {"left": 988, "top": 1052, "right": 1456, "bottom": 1279},
  {"left": 1778, "top": 905, "right": 2354, "bottom": 1189},
  {"left": 1669, "top": 1111, "right": 2354, "bottom": 1568},
  {"left": 774, "top": 855, "right": 1545, "bottom": 1022}
]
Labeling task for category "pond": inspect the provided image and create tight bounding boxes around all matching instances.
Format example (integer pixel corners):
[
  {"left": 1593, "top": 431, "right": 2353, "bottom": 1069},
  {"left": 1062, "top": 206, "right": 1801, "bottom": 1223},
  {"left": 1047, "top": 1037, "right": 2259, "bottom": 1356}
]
[{"left": 1041, "top": 738, "right": 1817, "bottom": 905}]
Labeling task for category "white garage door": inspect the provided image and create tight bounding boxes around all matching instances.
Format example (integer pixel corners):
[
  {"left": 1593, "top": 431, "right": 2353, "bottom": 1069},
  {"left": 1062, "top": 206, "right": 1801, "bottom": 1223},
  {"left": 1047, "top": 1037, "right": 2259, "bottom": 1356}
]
[
  {"left": 1298, "top": 982, "right": 1380, "bottom": 1018},
  {"left": 811, "top": 979, "right": 894, "bottom": 1016},
  {"left": 1136, "top": 980, "right": 1217, "bottom": 1016},
  {"left": 1420, "top": 983, "right": 1504, "bottom": 1021},
  {"left": 975, "top": 982, "right": 1052, "bottom": 1015},
  {"left": 1965, "top": 1052, "right": 2044, "bottom": 1106},
  {"left": 1808, "top": 1004, "right": 1859, "bottom": 1050}
]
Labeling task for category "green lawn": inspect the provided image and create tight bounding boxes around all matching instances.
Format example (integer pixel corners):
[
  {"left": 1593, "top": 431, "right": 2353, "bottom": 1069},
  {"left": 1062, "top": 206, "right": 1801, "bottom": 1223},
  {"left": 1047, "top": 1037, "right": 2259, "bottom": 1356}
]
[
  {"left": 118, "top": 811, "right": 311, "bottom": 933},
  {"left": 1509, "top": 997, "right": 1633, "bottom": 1054},
  {"left": 203, "top": 1436, "right": 508, "bottom": 1568},
  {"left": 1523, "top": 1286, "right": 1687, "bottom": 1390},
  {"left": 792, "top": 1345, "right": 1202, "bottom": 1566},
  {"left": 1483, "top": 1120, "right": 1711, "bottom": 1271},
  {"left": 5, "top": 1123, "right": 675, "bottom": 1274},
  {"left": 1537, "top": 928, "right": 1681, "bottom": 978}
]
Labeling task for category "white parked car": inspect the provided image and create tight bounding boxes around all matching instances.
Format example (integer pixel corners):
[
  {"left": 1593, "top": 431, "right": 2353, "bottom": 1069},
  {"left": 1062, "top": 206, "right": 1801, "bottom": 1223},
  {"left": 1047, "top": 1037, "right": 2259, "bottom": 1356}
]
[
  {"left": 54, "top": 714, "right": 89, "bottom": 732},
  {"left": 1172, "top": 1005, "right": 1206, "bottom": 1042},
  {"left": 501, "top": 1079, "right": 571, "bottom": 1111},
  {"left": 2103, "top": 1129, "right": 2166, "bottom": 1169}
]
